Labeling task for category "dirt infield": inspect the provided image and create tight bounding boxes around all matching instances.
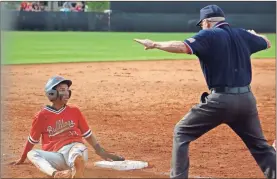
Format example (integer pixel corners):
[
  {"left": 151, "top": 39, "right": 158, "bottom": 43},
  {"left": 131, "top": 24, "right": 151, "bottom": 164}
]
[{"left": 1, "top": 59, "right": 275, "bottom": 178}]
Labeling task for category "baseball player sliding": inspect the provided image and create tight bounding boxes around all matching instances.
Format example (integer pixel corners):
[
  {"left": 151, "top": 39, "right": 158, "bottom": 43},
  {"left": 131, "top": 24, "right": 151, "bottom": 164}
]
[
  {"left": 11, "top": 76, "right": 125, "bottom": 178},
  {"left": 134, "top": 4, "right": 276, "bottom": 179}
]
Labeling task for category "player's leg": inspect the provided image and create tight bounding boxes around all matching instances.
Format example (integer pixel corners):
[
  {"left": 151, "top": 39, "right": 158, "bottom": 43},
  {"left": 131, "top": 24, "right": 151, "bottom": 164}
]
[
  {"left": 27, "top": 149, "right": 70, "bottom": 177},
  {"left": 59, "top": 142, "right": 88, "bottom": 178},
  {"left": 226, "top": 92, "right": 276, "bottom": 179},
  {"left": 170, "top": 92, "right": 230, "bottom": 178}
]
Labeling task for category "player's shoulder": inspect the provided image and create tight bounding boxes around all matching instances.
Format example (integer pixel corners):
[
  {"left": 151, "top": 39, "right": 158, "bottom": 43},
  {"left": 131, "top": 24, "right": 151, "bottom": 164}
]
[
  {"left": 66, "top": 104, "right": 81, "bottom": 110},
  {"left": 33, "top": 104, "right": 83, "bottom": 119},
  {"left": 65, "top": 104, "right": 83, "bottom": 113},
  {"left": 33, "top": 106, "right": 49, "bottom": 119}
]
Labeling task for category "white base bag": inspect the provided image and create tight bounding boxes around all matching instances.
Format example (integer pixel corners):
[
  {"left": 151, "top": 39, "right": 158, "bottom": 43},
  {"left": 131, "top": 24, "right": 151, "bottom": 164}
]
[{"left": 94, "top": 160, "right": 148, "bottom": 171}]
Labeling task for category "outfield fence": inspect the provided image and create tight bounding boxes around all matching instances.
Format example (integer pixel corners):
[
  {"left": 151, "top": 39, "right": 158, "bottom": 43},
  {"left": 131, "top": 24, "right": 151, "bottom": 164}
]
[{"left": 1, "top": 10, "right": 276, "bottom": 33}]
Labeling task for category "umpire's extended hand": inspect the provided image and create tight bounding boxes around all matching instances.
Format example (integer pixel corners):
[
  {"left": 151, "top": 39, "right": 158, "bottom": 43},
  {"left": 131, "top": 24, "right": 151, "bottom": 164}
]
[{"left": 134, "top": 39, "right": 155, "bottom": 50}]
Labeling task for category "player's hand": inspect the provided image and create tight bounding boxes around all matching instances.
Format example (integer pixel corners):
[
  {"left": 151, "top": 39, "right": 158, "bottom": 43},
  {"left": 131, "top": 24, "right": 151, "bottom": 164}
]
[
  {"left": 94, "top": 144, "right": 112, "bottom": 161},
  {"left": 95, "top": 148, "right": 110, "bottom": 161},
  {"left": 104, "top": 152, "right": 125, "bottom": 161},
  {"left": 134, "top": 39, "right": 156, "bottom": 50},
  {"left": 97, "top": 150, "right": 125, "bottom": 161},
  {"left": 94, "top": 144, "right": 125, "bottom": 161},
  {"left": 10, "top": 158, "right": 25, "bottom": 165}
]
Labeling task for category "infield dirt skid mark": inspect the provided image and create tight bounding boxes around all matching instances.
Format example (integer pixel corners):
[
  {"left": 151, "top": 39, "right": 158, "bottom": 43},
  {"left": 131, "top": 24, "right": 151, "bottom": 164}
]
[{"left": 1, "top": 59, "right": 275, "bottom": 178}]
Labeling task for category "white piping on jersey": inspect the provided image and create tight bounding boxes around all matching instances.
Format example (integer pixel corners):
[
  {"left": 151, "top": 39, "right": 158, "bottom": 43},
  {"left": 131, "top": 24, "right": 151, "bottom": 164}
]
[
  {"left": 183, "top": 41, "right": 194, "bottom": 54},
  {"left": 44, "top": 106, "right": 66, "bottom": 114},
  {"left": 214, "top": 22, "right": 229, "bottom": 28},
  {"left": 82, "top": 129, "right": 92, "bottom": 138},
  {"left": 28, "top": 135, "right": 39, "bottom": 144}
]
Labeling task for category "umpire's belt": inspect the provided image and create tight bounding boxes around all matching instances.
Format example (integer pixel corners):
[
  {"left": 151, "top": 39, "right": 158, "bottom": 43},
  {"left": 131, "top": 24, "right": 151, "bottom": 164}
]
[{"left": 210, "top": 85, "right": 251, "bottom": 94}]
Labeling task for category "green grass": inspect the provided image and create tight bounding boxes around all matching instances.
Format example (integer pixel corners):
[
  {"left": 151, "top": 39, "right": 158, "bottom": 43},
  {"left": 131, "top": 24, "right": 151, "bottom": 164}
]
[{"left": 2, "top": 31, "right": 276, "bottom": 65}]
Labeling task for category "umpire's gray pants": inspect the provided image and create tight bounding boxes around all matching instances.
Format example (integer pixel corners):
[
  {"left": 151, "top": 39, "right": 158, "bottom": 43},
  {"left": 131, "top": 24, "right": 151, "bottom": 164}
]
[{"left": 170, "top": 91, "right": 276, "bottom": 179}]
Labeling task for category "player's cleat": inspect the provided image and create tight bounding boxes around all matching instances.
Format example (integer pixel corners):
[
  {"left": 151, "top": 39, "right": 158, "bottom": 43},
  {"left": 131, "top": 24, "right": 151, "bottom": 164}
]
[
  {"left": 71, "top": 155, "right": 85, "bottom": 178},
  {"left": 54, "top": 170, "right": 72, "bottom": 178}
]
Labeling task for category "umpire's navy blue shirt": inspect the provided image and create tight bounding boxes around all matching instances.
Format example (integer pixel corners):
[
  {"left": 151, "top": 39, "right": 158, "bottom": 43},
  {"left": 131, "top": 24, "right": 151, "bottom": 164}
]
[{"left": 184, "top": 21, "right": 270, "bottom": 89}]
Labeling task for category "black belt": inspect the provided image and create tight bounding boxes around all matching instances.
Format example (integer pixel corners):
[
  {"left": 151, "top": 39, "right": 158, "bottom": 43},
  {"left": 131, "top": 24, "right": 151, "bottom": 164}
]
[{"left": 210, "top": 85, "right": 251, "bottom": 94}]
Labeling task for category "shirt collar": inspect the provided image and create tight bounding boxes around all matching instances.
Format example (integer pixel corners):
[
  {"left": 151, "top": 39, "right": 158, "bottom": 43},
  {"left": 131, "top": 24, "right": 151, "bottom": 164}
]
[{"left": 213, "top": 21, "right": 229, "bottom": 28}]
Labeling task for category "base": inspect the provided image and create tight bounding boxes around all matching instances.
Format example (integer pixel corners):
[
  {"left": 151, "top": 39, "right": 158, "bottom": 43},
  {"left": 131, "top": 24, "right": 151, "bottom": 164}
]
[{"left": 94, "top": 160, "right": 148, "bottom": 171}]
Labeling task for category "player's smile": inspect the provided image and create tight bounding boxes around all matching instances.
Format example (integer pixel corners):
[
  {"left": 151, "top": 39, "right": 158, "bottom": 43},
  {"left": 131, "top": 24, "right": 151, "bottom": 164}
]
[
  {"left": 62, "top": 96, "right": 69, "bottom": 103},
  {"left": 56, "top": 84, "right": 71, "bottom": 104}
]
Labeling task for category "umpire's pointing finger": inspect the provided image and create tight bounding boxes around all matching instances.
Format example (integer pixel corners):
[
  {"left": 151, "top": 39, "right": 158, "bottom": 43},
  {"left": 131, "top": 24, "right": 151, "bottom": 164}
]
[{"left": 134, "top": 39, "right": 144, "bottom": 45}]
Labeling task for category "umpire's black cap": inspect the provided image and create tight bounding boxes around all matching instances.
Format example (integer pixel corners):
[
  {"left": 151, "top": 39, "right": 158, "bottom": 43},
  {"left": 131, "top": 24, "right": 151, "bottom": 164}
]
[{"left": 196, "top": 4, "right": 225, "bottom": 26}]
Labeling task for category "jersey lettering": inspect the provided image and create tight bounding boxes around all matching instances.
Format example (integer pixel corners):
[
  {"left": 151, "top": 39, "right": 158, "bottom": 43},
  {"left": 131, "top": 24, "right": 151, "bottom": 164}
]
[{"left": 47, "top": 119, "right": 75, "bottom": 137}]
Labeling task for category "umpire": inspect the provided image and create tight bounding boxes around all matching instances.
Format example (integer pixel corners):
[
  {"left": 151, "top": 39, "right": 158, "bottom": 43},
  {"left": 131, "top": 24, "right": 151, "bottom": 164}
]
[{"left": 134, "top": 4, "right": 276, "bottom": 179}]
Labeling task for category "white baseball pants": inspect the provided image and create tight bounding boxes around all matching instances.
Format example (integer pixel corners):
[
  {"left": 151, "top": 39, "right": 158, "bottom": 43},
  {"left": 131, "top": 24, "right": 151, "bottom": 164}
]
[{"left": 27, "top": 142, "right": 88, "bottom": 176}]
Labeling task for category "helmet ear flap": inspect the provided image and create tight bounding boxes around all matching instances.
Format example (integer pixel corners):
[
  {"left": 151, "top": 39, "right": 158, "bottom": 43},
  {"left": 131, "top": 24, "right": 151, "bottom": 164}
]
[
  {"left": 68, "top": 90, "right": 72, "bottom": 98},
  {"left": 46, "top": 89, "right": 59, "bottom": 101}
]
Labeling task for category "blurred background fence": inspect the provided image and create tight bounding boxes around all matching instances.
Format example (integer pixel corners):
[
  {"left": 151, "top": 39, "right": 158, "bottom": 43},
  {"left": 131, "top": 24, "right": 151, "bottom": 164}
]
[{"left": 1, "top": 1, "right": 276, "bottom": 33}]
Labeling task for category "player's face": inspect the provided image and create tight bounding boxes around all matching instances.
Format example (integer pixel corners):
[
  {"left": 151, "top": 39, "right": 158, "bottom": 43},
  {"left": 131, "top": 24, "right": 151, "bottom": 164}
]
[{"left": 56, "top": 83, "right": 70, "bottom": 104}]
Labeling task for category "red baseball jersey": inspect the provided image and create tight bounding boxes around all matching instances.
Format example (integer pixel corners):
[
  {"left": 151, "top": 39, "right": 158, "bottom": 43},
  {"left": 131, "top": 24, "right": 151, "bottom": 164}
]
[{"left": 28, "top": 105, "right": 92, "bottom": 152}]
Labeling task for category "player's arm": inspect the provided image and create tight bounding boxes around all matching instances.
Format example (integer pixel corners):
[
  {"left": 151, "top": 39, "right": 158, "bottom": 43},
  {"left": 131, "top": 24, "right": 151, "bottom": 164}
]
[
  {"left": 81, "top": 128, "right": 111, "bottom": 159},
  {"left": 134, "top": 39, "right": 191, "bottom": 54},
  {"left": 78, "top": 109, "right": 124, "bottom": 161},
  {"left": 84, "top": 130, "right": 125, "bottom": 161},
  {"left": 83, "top": 131, "right": 100, "bottom": 150},
  {"left": 77, "top": 109, "right": 107, "bottom": 151},
  {"left": 12, "top": 114, "right": 42, "bottom": 165},
  {"left": 76, "top": 110, "right": 101, "bottom": 150},
  {"left": 13, "top": 141, "right": 35, "bottom": 165},
  {"left": 77, "top": 114, "right": 113, "bottom": 158}
]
